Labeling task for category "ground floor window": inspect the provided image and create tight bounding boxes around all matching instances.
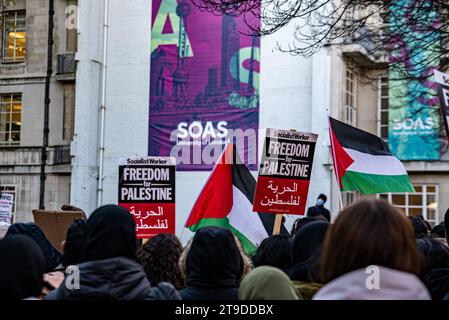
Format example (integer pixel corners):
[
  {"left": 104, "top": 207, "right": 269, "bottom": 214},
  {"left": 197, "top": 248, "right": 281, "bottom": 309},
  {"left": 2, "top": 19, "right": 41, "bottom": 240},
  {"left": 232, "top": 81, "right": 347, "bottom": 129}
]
[
  {"left": 0, "top": 185, "right": 16, "bottom": 223},
  {"left": 378, "top": 184, "right": 439, "bottom": 226}
]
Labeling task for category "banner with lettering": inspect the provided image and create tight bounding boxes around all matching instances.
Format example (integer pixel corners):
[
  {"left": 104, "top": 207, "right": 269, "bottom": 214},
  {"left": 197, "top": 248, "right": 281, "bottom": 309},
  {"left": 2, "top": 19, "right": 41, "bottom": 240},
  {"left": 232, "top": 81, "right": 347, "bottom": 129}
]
[
  {"left": 388, "top": 0, "right": 440, "bottom": 160},
  {"left": 149, "top": 0, "right": 260, "bottom": 171},
  {"left": 253, "top": 129, "right": 318, "bottom": 215},
  {"left": 118, "top": 156, "right": 176, "bottom": 238},
  {"left": 434, "top": 70, "right": 449, "bottom": 145}
]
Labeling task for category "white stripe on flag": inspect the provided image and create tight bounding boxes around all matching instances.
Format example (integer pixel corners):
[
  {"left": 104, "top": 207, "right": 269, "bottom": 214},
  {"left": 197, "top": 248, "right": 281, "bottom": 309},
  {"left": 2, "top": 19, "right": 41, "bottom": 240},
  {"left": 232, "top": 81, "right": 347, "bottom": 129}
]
[
  {"left": 228, "top": 186, "right": 269, "bottom": 247},
  {"left": 345, "top": 148, "right": 408, "bottom": 176}
]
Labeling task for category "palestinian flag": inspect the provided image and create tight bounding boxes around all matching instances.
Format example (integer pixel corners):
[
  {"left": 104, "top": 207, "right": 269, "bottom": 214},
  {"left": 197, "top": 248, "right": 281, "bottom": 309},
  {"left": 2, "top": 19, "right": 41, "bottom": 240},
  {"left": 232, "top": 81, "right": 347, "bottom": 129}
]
[
  {"left": 329, "top": 117, "right": 414, "bottom": 194},
  {"left": 185, "top": 143, "right": 288, "bottom": 255}
]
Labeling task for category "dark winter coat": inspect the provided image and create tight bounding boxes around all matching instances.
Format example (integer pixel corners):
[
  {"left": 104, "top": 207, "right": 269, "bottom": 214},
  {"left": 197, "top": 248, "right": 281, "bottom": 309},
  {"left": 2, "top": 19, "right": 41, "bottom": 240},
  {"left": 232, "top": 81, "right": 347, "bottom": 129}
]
[{"left": 45, "top": 256, "right": 180, "bottom": 300}]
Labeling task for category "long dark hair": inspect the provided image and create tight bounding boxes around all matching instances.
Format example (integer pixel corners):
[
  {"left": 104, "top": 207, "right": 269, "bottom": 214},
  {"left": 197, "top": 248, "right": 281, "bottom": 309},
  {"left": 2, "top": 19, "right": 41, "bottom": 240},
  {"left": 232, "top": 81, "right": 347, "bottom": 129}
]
[
  {"left": 252, "top": 235, "right": 292, "bottom": 274},
  {"left": 137, "top": 233, "right": 185, "bottom": 290}
]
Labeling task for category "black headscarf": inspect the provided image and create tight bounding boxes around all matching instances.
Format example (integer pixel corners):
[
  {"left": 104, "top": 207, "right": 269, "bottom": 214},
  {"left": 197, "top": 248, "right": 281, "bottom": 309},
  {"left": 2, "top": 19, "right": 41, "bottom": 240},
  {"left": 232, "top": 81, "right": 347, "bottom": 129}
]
[
  {"left": 61, "top": 219, "right": 86, "bottom": 267},
  {"left": 290, "top": 221, "right": 330, "bottom": 282},
  {"left": 186, "top": 227, "right": 243, "bottom": 288},
  {"left": 83, "top": 205, "right": 137, "bottom": 262},
  {"left": 0, "top": 235, "right": 46, "bottom": 300},
  {"left": 5, "top": 223, "right": 61, "bottom": 272}
]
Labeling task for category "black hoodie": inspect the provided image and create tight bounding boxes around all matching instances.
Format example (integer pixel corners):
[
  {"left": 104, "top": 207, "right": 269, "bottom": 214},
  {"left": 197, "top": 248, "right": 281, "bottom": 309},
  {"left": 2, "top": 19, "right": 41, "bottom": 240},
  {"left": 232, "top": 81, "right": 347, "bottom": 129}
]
[
  {"left": 45, "top": 205, "right": 180, "bottom": 300},
  {"left": 180, "top": 227, "right": 244, "bottom": 300},
  {"left": 0, "top": 235, "right": 46, "bottom": 300},
  {"left": 5, "top": 223, "right": 61, "bottom": 272}
]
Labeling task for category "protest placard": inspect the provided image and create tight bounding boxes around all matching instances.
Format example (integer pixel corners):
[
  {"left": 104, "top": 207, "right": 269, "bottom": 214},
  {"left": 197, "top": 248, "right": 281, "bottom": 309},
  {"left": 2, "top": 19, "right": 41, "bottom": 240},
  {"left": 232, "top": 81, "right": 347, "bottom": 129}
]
[
  {"left": 0, "top": 193, "right": 14, "bottom": 224},
  {"left": 118, "top": 156, "right": 176, "bottom": 238},
  {"left": 253, "top": 129, "right": 318, "bottom": 216}
]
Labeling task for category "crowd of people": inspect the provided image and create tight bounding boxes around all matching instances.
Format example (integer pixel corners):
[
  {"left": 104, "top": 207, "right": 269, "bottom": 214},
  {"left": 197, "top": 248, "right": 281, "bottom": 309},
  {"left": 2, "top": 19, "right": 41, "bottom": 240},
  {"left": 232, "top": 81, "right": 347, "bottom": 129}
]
[{"left": 1, "top": 198, "right": 449, "bottom": 300}]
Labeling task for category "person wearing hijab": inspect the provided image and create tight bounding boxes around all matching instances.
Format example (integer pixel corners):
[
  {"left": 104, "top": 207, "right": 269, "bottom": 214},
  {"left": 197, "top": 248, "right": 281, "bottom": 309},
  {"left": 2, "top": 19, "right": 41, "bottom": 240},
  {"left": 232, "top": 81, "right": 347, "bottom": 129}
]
[
  {"left": 5, "top": 223, "right": 61, "bottom": 272},
  {"left": 45, "top": 205, "right": 180, "bottom": 300},
  {"left": 179, "top": 227, "right": 244, "bottom": 300},
  {"left": 290, "top": 221, "right": 330, "bottom": 299},
  {"left": 0, "top": 235, "right": 46, "bottom": 300},
  {"left": 239, "top": 266, "right": 302, "bottom": 300}
]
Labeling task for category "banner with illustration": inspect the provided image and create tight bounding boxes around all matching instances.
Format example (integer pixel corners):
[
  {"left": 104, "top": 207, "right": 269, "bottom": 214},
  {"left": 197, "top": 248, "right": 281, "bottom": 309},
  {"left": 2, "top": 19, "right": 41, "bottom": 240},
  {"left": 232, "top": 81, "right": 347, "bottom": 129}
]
[
  {"left": 388, "top": 0, "right": 440, "bottom": 160},
  {"left": 149, "top": 0, "right": 260, "bottom": 171}
]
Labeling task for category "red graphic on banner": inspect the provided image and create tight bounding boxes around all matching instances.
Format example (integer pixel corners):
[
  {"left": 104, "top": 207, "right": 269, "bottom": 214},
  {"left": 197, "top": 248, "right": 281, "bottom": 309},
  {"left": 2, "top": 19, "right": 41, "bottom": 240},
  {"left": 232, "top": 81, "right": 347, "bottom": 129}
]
[
  {"left": 253, "top": 176, "right": 310, "bottom": 214},
  {"left": 119, "top": 203, "right": 175, "bottom": 238}
]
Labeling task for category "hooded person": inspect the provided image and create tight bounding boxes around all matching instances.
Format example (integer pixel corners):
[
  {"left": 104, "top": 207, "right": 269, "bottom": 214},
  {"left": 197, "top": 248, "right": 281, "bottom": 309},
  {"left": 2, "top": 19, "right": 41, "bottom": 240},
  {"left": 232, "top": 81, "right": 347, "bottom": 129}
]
[
  {"left": 179, "top": 227, "right": 244, "bottom": 300},
  {"left": 5, "top": 222, "right": 61, "bottom": 272},
  {"left": 239, "top": 266, "right": 302, "bottom": 300},
  {"left": 290, "top": 221, "right": 329, "bottom": 299},
  {"left": 0, "top": 235, "right": 46, "bottom": 300},
  {"left": 45, "top": 205, "right": 180, "bottom": 300}
]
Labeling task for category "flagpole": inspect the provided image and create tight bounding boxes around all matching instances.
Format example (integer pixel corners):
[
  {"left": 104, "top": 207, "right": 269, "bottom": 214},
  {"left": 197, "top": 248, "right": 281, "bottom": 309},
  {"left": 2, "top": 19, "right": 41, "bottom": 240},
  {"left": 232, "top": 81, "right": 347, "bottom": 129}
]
[
  {"left": 179, "top": 227, "right": 186, "bottom": 242},
  {"left": 327, "top": 114, "right": 345, "bottom": 211}
]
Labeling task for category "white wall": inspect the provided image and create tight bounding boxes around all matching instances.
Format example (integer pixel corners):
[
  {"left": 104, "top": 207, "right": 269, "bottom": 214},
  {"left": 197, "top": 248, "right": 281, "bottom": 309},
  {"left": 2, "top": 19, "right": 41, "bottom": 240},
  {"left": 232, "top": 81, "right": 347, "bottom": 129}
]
[{"left": 72, "top": 0, "right": 334, "bottom": 241}]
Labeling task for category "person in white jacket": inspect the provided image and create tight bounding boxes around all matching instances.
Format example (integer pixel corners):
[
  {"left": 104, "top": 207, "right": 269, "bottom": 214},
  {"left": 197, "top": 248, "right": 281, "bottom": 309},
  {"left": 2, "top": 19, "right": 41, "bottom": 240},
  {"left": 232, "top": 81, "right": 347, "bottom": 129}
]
[{"left": 314, "top": 199, "right": 431, "bottom": 300}]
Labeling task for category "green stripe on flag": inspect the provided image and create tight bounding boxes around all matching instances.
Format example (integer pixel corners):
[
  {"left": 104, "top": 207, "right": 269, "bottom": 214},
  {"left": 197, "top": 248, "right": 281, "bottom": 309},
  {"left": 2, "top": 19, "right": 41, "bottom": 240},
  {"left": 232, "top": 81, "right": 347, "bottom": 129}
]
[
  {"left": 342, "top": 170, "right": 415, "bottom": 194},
  {"left": 187, "top": 218, "right": 258, "bottom": 256}
]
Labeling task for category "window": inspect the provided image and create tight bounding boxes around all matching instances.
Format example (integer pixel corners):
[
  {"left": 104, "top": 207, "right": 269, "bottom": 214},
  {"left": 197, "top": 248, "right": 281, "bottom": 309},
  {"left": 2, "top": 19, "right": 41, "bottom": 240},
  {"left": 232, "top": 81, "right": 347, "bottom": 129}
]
[
  {"left": 345, "top": 69, "right": 357, "bottom": 126},
  {"left": 0, "top": 185, "right": 16, "bottom": 223},
  {"left": 378, "top": 184, "right": 439, "bottom": 226},
  {"left": 378, "top": 76, "right": 389, "bottom": 141},
  {"left": 2, "top": 10, "right": 26, "bottom": 63},
  {"left": 0, "top": 93, "right": 22, "bottom": 146},
  {"left": 342, "top": 191, "right": 359, "bottom": 208}
]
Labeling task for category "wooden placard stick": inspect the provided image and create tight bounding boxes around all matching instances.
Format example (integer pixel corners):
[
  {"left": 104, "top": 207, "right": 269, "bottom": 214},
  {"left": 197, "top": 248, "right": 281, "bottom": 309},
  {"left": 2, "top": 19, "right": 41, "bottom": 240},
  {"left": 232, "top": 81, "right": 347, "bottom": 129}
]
[{"left": 273, "top": 214, "right": 283, "bottom": 235}]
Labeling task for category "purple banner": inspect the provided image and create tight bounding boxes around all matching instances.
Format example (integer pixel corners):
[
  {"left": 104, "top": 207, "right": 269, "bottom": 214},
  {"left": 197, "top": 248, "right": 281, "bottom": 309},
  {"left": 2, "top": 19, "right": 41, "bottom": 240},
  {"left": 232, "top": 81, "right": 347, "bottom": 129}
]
[{"left": 149, "top": 0, "right": 260, "bottom": 171}]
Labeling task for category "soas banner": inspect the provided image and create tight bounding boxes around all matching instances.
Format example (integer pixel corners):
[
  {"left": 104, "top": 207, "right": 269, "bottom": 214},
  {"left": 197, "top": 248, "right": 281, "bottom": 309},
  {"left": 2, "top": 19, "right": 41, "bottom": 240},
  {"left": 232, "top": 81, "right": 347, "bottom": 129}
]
[
  {"left": 149, "top": 0, "right": 260, "bottom": 171},
  {"left": 388, "top": 0, "right": 440, "bottom": 160}
]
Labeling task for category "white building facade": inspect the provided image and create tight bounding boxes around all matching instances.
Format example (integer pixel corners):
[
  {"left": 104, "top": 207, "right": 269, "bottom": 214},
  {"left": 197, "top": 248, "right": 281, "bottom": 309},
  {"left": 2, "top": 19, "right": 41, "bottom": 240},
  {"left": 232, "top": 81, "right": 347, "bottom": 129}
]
[{"left": 70, "top": 0, "right": 334, "bottom": 237}]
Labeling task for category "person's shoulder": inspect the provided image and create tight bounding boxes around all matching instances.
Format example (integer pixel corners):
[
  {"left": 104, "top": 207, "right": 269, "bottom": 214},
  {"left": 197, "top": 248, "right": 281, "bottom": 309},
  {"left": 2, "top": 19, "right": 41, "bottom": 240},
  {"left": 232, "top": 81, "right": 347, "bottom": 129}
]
[{"left": 146, "top": 282, "right": 181, "bottom": 300}]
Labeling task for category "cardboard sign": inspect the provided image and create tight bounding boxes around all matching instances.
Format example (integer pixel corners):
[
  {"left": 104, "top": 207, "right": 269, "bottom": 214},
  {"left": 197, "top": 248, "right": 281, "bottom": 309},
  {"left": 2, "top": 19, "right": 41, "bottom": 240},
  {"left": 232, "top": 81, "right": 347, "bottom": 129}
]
[
  {"left": 253, "top": 129, "right": 318, "bottom": 215},
  {"left": 118, "top": 156, "right": 176, "bottom": 239},
  {"left": 434, "top": 70, "right": 449, "bottom": 144},
  {"left": 33, "top": 210, "right": 85, "bottom": 250},
  {"left": 0, "top": 193, "right": 14, "bottom": 224}
]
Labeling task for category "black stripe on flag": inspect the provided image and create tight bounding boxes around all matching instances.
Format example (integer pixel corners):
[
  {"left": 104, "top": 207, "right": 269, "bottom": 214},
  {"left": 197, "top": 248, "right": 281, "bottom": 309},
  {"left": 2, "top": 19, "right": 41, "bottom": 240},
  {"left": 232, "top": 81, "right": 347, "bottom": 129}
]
[
  {"left": 330, "top": 117, "right": 392, "bottom": 156},
  {"left": 231, "top": 146, "right": 289, "bottom": 237}
]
